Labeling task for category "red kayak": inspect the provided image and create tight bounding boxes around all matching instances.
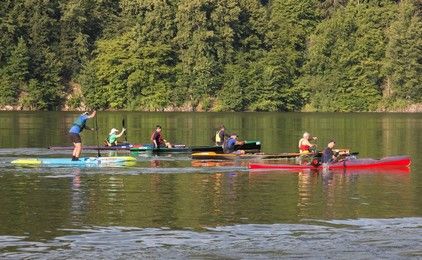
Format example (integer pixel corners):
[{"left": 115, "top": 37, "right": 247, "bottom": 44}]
[{"left": 249, "top": 156, "right": 411, "bottom": 170}]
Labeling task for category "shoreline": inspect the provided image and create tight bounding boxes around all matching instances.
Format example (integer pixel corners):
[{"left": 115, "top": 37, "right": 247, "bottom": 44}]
[{"left": 0, "top": 108, "right": 421, "bottom": 113}]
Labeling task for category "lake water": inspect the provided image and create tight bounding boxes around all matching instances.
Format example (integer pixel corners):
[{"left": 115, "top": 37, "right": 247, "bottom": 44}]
[{"left": 0, "top": 112, "right": 421, "bottom": 258}]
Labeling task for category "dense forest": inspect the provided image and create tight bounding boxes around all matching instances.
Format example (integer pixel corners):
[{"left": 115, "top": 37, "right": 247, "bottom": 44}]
[{"left": 0, "top": 0, "right": 420, "bottom": 112}]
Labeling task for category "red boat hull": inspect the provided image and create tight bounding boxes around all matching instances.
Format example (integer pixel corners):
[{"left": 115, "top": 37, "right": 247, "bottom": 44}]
[{"left": 249, "top": 156, "right": 411, "bottom": 170}]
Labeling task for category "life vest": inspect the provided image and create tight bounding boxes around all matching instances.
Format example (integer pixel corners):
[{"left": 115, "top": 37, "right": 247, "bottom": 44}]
[
  {"left": 299, "top": 145, "right": 311, "bottom": 153},
  {"left": 72, "top": 116, "right": 86, "bottom": 130},
  {"left": 215, "top": 130, "right": 222, "bottom": 143}
]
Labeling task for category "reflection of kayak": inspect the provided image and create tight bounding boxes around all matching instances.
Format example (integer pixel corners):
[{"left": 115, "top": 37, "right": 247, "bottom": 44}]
[
  {"left": 11, "top": 156, "right": 136, "bottom": 166},
  {"left": 49, "top": 143, "right": 136, "bottom": 151},
  {"left": 130, "top": 141, "right": 261, "bottom": 153},
  {"left": 191, "top": 160, "right": 240, "bottom": 167},
  {"left": 327, "top": 167, "right": 411, "bottom": 174},
  {"left": 191, "top": 152, "right": 294, "bottom": 160},
  {"left": 249, "top": 156, "right": 411, "bottom": 170}
]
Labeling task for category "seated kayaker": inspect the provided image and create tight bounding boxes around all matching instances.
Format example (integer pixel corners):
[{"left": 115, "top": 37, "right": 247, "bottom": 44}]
[
  {"left": 223, "top": 134, "right": 245, "bottom": 154},
  {"left": 321, "top": 140, "right": 337, "bottom": 164},
  {"left": 105, "top": 128, "right": 126, "bottom": 146},
  {"left": 298, "top": 132, "right": 317, "bottom": 154},
  {"left": 151, "top": 125, "right": 173, "bottom": 148},
  {"left": 215, "top": 125, "right": 230, "bottom": 146}
]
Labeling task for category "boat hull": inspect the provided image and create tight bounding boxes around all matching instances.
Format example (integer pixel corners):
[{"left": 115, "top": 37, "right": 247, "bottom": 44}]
[
  {"left": 249, "top": 156, "right": 411, "bottom": 170},
  {"left": 130, "top": 141, "right": 261, "bottom": 153}
]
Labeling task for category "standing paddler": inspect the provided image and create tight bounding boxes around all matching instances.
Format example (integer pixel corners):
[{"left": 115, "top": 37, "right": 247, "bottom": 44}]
[{"left": 69, "top": 111, "right": 96, "bottom": 161}]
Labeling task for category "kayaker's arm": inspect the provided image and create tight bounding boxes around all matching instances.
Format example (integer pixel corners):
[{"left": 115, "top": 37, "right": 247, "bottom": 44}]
[
  {"left": 87, "top": 111, "right": 96, "bottom": 118},
  {"left": 115, "top": 128, "right": 126, "bottom": 138},
  {"left": 236, "top": 140, "right": 245, "bottom": 145}
]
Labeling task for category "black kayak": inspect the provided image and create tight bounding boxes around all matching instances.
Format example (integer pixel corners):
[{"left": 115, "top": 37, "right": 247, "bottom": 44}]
[
  {"left": 49, "top": 141, "right": 261, "bottom": 153},
  {"left": 130, "top": 141, "right": 261, "bottom": 153}
]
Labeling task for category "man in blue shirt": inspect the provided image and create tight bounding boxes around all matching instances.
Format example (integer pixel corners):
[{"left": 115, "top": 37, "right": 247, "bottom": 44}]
[
  {"left": 321, "top": 140, "right": 336, "bottom": 164},
  {"left": 223, "top": 134, "right": 245, "bottom": 154},
  {"left": 69, "top": 111, "right": 96, "bottom": 161}
]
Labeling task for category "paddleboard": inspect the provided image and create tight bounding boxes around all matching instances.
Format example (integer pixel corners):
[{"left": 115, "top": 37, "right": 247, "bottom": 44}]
[{"left": 11, "top": 156, "right": 137, "bottom": 166}]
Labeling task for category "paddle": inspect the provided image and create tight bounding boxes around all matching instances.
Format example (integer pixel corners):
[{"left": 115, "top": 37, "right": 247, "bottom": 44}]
[
  {"left": 95, "top": 112, "right": 101, "bottom": 157},
  {"left": 122, "top": 118, "right": 127, "bottom": 142}
]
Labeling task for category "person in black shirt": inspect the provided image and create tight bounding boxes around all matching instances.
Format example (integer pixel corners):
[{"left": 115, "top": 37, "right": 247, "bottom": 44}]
[
  {"left": 321, "top": 140, "right": 337, "bottom": 164},
  {"left": 151, "top": 125, "right": 172, "bottom": 148}
]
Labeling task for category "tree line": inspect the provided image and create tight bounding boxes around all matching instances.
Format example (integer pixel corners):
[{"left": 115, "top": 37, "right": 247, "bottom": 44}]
[{"left": 0, "top": 0, "right": 420, "bottom": 112}]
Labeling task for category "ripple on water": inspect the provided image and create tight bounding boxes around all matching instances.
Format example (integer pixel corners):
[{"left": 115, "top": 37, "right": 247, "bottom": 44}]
[{"left": 0, "top": 218, "right": 421, "bottom": 259}]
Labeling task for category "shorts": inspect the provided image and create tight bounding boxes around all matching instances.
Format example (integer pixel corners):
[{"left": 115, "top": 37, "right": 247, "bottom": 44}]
[{"left": 69, "top": 133, "right": 82, "bottom": 143}]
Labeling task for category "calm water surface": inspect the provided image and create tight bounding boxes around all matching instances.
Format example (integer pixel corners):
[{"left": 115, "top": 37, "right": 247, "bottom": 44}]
[{"left": 0, "top": 112, "right": 421, "bottom": 258}]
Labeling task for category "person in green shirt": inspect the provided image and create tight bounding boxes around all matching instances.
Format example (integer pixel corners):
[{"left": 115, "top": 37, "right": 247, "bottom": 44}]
[{"left": 106, "top": 128, "right": 126, "bottom": 146}]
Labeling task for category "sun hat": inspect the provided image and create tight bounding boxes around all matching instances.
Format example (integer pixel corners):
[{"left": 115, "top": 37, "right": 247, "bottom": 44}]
[{"left": 109, "top": 128, "right": 118, "bottom": 135}]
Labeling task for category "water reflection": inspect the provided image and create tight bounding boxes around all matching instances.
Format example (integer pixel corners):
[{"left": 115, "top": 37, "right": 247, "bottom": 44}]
[{"left": 0, "top": 112, "right": 420, "bottom": 257}]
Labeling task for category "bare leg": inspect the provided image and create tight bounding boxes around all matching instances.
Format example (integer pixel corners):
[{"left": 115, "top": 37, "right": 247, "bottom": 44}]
[
  {"left": 72, "top": 143, "right": 78, "bottom": 157},
  {"left": 74, "top": 143, "right": 82, "bottom": 158}
]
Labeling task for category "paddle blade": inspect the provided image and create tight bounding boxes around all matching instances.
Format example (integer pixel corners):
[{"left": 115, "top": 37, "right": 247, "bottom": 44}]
[{"left": 122, "top": 118, "right": 128, "bottom": 142}]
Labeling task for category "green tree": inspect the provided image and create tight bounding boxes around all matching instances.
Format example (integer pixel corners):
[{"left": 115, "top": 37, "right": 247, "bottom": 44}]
[
  {"left": 299, "top": 2, "right": 397, "bottom": 111},
  {"left": 0, "top": 38, "right": 30, "bottom": 105},
  {"left": 79, "top": 28, "right": 176, "bottom": 110},
  {"left": 248, "top": 0, "right": 319, "bottom": 111},
  {"left": 175, "top": 0, "right": 241, "bottom": 110},
  {"left": 383, "top": 0, "right": 422, "bottom": 103}
]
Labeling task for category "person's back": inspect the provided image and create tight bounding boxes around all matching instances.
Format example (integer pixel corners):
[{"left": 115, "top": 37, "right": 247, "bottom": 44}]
[
  {"left": 223, "top": 137, "right": 237, "bottom": 154},
  {"left": 69, "top": 113, "right": 89, "bottom": 134},
  {"left": 107, "top": 128, "right": 119, "bottom": 146},
  {"left": 321, "top": 140, "right": 336, "bottom": 164},
  {"left": 215, "top": 125, "right": 228, "bottom": 146},
  {"left": 151, "top": 131, "right": 161, "bottom": 145}
]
